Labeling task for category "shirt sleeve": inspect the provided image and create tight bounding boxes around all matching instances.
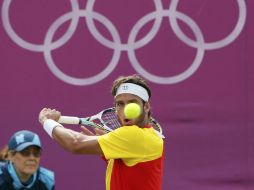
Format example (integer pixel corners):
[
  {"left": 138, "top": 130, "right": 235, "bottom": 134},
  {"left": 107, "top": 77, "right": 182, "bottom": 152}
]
[{"left": 98, "top": 126, "right": 146, "bottom": 160}]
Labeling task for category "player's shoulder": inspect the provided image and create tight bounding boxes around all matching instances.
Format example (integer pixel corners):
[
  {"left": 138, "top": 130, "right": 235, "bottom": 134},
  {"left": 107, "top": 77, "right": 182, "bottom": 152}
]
[
  {"left": 38, "top": 167, "right": 55, "bottom": 189},
  {"left": 116, "top": 125, "right": 143, "bottom": 134},
  {"left": 113, "top": 125, "right": 145, "bottom": 139},
  {"left": 99, "top": 126, "right": 147, "bottom": 144}
]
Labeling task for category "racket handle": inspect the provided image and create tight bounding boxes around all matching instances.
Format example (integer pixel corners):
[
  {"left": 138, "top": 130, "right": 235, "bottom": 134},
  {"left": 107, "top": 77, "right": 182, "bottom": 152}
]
[{"left": 58, "top": 116, "right": 80, "bottom": 125}]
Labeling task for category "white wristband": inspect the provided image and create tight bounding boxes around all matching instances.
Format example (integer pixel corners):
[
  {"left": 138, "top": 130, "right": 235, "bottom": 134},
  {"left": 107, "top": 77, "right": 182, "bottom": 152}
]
[{"left": 43, "top": 119, "right": 63, "bottom": 138}]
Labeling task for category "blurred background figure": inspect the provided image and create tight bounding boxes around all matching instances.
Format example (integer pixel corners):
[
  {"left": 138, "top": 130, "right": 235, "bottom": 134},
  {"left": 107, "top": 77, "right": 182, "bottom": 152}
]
[
  {"left": 0, "top": 130, "right": 55, "bottom": 190},
  {"left": 0, "top": 145, "right": 8, "bottom": 166}
]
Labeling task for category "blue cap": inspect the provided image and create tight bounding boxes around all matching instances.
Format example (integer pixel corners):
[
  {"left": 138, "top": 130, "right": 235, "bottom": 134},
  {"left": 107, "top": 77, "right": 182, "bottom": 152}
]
[{"left": 8, "top": 130, "right": 42, "bottom": 151}]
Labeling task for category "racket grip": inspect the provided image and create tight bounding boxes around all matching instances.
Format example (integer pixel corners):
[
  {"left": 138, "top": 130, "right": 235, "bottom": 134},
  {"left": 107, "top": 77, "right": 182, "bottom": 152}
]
[{"left": 58, "top": 116, "right": 80, "bottom": 125}]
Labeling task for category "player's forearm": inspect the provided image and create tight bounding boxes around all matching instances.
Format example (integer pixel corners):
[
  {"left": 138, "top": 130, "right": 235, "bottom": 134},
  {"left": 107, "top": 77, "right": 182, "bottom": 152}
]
[
  {"left": 40, "top": 111, "right": 103, "bottom": 154},
  {"left": 45, "top": 123, "right": 103, "bottom": 155},
  {"left": 52, "top": 127, "right": 96, "bottom": 153},
  {"left": 52, "top": 126, "right": 83, "bottom": 152}
]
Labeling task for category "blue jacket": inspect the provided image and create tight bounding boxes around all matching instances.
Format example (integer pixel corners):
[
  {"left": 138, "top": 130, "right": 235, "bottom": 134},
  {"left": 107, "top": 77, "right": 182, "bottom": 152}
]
[{"left": 0, "top": 162, "right": 54, "bottom": 190}]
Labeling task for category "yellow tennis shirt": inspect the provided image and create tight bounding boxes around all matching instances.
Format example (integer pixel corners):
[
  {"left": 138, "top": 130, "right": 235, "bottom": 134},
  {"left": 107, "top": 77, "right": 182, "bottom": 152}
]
[{"left": 98, "top": 125, "right": 164, "bottom": 190}]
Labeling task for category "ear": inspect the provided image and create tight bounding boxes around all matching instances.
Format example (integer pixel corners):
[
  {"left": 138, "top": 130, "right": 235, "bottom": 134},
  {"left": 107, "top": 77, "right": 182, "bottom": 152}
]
[
  {"left": 7, "top": 151, "right": 15, "bottom": 160},
  {"left": 144, "top": 102, "right": 151, "bottom": 114}
]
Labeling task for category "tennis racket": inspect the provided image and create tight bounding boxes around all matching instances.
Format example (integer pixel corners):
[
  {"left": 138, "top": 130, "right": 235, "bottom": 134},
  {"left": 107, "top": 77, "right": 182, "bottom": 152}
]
[{"left": 58, "top": 107, "right": 165, "bottom": 138}]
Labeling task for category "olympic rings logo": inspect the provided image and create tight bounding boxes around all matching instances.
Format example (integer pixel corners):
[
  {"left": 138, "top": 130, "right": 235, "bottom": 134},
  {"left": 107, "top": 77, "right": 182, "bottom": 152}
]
[{"left": 2, "top": 0, "right": 247, "bottom": 85}]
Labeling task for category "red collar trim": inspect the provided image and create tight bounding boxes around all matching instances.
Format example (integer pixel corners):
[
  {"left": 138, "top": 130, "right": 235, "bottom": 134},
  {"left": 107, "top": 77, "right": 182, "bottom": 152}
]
[{"left": 143, "top": 124, "right": 152, "bottom": 128}]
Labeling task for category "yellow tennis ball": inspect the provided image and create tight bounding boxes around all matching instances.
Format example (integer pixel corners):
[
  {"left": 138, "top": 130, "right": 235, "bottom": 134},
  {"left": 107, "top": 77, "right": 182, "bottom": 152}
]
[{"left": 124, "top": 103, "right": 141, "bottom": 119}]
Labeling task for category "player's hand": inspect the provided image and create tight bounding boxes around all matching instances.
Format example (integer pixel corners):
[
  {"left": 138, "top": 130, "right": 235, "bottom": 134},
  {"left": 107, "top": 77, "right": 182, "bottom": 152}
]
[
  {"left": 38, "top": 108, "right": 61, "bottom": 125},
  {"left": 80, "top": 126, "right": 106, "bottom": 136},
  {"left": 94, "top": 128, "right": 107, "bottom": 136},
  {"left": 80, "top": 126, "right": 94, "bottom": 136}
]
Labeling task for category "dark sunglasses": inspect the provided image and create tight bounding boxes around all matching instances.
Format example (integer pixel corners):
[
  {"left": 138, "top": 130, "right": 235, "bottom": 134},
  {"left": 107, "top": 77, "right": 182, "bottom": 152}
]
[{"left": 15, "top": 149, "right": 42, "bottom": 158}]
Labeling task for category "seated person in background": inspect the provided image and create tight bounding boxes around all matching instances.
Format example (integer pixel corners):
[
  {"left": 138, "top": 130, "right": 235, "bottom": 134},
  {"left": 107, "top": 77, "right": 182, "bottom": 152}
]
[
  {"left": 0, "top": 145, "right": 8, "bottom": 166},
  {"left": 0, "top": 130, "right": 55, "bottom": 190}
]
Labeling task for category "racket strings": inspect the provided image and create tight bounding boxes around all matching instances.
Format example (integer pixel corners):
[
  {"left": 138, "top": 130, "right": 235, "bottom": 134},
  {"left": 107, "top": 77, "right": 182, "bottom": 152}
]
[
  {"left": 101, "top": 111, "right": 121, "bottom": 130},
  {"left": 101, "top": 109, "right": 164, "bottom": 138}
]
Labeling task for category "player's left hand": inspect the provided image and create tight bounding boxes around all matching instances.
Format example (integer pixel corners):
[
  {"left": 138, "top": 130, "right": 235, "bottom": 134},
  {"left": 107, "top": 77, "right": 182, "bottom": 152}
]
[
  {"left": 94, "top": 128, "right": 107, "bottom": 136},
  {"left": 80, "top": 126, "right": 106, "bottom": 136},
  {"left": 80, "top": 126, "right": 94, "bottom": 136},
  {"left": 38, "top": 108, "right": 61, "bottom": 125}
]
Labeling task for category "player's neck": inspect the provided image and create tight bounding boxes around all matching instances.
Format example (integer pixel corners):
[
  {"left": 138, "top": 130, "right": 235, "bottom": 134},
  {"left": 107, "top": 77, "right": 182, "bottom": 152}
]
[{"left": 137, "top": 117, "right": 150, "bottom": 128}]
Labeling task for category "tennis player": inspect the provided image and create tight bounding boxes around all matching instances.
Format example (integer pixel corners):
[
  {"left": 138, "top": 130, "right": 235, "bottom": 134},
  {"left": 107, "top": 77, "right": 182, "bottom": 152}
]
[{"left": 38, "top": 74, "right": 164, "bottom": 190}]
